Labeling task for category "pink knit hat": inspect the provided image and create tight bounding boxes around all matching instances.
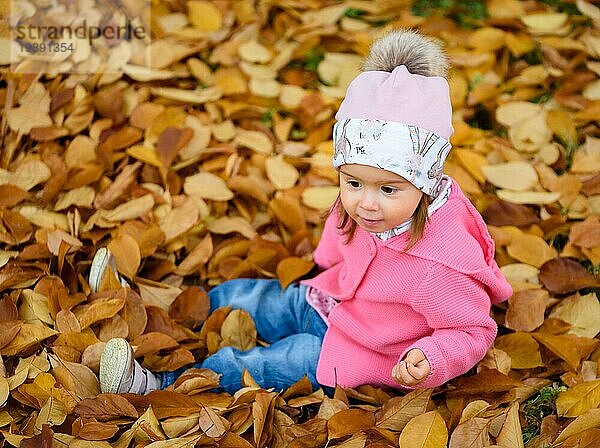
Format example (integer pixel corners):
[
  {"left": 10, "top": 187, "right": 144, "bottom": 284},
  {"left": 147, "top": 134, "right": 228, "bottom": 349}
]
[{"left": 335, "top": 65, "right": 453, "bottom": 139}]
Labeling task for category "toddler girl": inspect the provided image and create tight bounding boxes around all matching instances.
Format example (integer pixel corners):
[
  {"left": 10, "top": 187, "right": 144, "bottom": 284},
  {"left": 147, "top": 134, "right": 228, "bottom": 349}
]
[{"left": 93, "top": 29, "right": 512, "bottom": 395}]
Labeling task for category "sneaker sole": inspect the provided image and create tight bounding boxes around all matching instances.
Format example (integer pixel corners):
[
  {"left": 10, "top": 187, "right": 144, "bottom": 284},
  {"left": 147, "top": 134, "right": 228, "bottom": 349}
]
[
  {"left": 99, "top": 338, "right": 132, "bottom": 393},
  {"left": 89, "top": 248, "right": 110, "bottom": 294}
]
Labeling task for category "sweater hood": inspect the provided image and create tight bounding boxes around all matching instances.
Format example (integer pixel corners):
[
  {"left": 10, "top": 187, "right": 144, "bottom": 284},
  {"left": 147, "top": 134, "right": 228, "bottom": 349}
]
[{"left": 379, "top": 178, "right": 512, "bottom": 304}]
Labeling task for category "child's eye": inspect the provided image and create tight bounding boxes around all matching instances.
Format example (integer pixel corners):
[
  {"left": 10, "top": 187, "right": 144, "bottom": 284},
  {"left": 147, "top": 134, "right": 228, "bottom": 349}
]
[
  {"left": 380, "top": 185, "right": 398, "bottom": 194},
  {"left": 347, "top": 180, "right": 361, "bottom": 188}
]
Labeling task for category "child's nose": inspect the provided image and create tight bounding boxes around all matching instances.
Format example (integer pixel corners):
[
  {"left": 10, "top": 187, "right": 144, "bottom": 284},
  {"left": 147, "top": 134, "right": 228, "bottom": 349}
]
[{"left": 359, "top": 191, "right": 379, "bottom": 211}]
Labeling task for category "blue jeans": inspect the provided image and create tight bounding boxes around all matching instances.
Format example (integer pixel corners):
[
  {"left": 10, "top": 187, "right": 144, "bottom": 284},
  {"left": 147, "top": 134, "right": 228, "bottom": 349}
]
[{"left": 159, "top": 279, "right": 327, "bottom": 394}]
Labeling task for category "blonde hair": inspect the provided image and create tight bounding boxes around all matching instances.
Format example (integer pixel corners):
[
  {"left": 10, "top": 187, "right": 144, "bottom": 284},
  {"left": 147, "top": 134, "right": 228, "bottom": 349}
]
[{"left": 327, "top": 193, "right": 433, "bottom": 252}]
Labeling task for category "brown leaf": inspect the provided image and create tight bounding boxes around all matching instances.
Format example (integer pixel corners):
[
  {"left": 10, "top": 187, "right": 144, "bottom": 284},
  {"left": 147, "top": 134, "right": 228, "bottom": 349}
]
[
  {"left": 126, "top": 390, "right": 200, "bottom": 419},
  {"left": 119, "top": 288, "right": 148, "bottom": 340},
  {"left": 328, "top": 409, "right": 376, "bottom": 440},
  {"left": 145, "top": 306, "right": 193, "bottom": 342},
  {"left": 570, "top": 216, "right": 600, "bottom": 249},
  {"left": 448, "top": 369, "right": 523, "bottom": 396},
  {"left": 504, "top": 289, "right": 548, "bottom": 332},
  {"left": 144, "top": 347, "right": 195, "bottom": 372},
  {"left": 73, "top": 292, "right": 126, "bottom": 329},
  {"left": 72, "top": 417, "right": 119, "bottom": 441},
  {"left": 93, "top": 162, "right": 142, "bottom": 210},
  {"left": 172, "top": 368, "right": 221, "bottom": 394},
  {"left": 157, "top": 127, "right": 194, "bottom": 168},
  {"left": 375, "top": 389, "right": 432, "bottom": 431},
  {"left": 220, "top": 309, "right": 257, "bottom": 351},
  {"left": 0, "top": 320, "right": 22, "bottom": 349},
  {"left": 131, "top": 332, "right": 179, "bottom": 357},
  {"left": 175, "top": 234, "right": 213, "bottom": 276},
  {"left": 481, "top": 200, "right": 540, "bottom": 227},
  {"left": 253, "top": 390, "right": 277, "bottom": 448},
  {"left": 449, "top": 417, "right": 490, "bottom": 448},
  {"left": 74, "top": 393, "right": 139, "bottom": 421},
  {"left": 539, "top": 258, "right": 600, "bottom": 294},
  {"left": 169, "top": 287, "right": 210, "bottom": 329}
]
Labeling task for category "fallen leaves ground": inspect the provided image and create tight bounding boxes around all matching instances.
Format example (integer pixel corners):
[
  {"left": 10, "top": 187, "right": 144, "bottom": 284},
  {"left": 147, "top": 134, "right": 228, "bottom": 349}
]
[{"left": 1, "top": 0, "right": 600, "bottom": 446}]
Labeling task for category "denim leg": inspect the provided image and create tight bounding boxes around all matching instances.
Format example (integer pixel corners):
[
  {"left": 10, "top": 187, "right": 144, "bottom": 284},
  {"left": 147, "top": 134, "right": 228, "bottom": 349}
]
[
  {"left": 201, "top": 333, "right": 323, "bottom": 394},
  {"left": 159, "top": 279, "right": 328, "bottom": 393},
  {"left": 207, "top": 279, "right": 325, "bottom": 342}
]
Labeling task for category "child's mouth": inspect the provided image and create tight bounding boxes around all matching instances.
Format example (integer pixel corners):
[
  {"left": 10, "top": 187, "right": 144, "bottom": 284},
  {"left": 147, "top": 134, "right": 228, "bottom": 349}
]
[{"left": 359, "top": 217, "right": 382, "bottom": 227}]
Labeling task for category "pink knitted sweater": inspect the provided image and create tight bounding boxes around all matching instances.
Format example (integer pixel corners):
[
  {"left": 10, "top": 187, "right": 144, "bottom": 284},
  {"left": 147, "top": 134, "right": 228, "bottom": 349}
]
[{"left": 301, "top": 178, "right": 512, "bottom": 390}]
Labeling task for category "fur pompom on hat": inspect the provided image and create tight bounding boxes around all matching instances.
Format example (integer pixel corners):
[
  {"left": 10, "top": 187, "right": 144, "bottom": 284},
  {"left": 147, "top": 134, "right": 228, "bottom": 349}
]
[{"left": 333, "top": 29, "right": 454, "bottom": 196}]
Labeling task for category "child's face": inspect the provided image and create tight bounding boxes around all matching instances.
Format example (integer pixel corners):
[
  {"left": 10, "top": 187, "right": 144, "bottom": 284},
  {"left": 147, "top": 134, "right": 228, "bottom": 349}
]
[{"left": 339, "top": 164, "right": 424, "bottom": 233}]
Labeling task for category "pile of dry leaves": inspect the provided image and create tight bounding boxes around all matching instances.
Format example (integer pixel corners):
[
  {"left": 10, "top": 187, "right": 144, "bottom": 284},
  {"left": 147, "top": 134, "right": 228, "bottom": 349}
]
[{"left": 1, "top": 0, "right": 600, "bottom": 446}]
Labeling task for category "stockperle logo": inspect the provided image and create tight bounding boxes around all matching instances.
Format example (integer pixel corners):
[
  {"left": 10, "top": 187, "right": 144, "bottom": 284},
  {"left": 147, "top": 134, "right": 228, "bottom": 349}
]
[{"left": 7, "top": 0, "right": 152, "bottom": 75}]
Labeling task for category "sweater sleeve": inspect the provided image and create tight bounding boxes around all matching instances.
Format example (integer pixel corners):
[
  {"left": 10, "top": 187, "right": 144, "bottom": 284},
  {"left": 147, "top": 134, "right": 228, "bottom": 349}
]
[
  {"left": 401, "top": 263, "right": 498, "bottom": 389},
  {"left": 312, "top": 212, "right": 343, "bottom": 270}
]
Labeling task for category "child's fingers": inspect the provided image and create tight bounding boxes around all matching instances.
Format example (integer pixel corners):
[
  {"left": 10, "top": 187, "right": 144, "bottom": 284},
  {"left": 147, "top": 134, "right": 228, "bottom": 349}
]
[
  {"left": 392, "top": 361, "right": 419, "bottom": 386},
  {"left": 404, "top": 349, "right": 426, "bottom": 366},
  {"left": 406, "top": 362, "right": 427, "bottom": 381}
]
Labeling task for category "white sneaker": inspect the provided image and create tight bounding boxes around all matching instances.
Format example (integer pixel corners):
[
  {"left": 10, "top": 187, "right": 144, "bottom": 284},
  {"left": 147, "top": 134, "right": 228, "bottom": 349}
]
[
  {"left": 89, "top": 247, "right": 129, "bottom": 293},
  {"left": 99, "top": 338, "right": 160, "bottom": 395}
]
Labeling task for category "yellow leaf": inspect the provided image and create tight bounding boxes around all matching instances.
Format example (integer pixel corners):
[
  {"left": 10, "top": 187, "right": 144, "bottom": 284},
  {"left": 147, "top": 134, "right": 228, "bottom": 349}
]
[
  {"left": 399, "top": 411, "right": 448, "bottom": 448},
  {"left": 207, "top": 216, "right": 257, "bottom": 239},
  {"left": 301, "top": 186, "right": 339, "bottom": 210},
  {"left": 507, "top": 232, "right": 557, "bottom": 267},
  {"left": 494, "top": 333, "right": 543, "bottom": 369},
  {"left": 448, "top": 417, "right": 490, "bottom": 448},
  {"left": 495, "top": 101, "right": 541, "bottom": 127},
  {"left": 556, "top": 380, "right": 600, "bottom": 417},
  {"left": 199, "top": 404, "right": 228, "bottom": 438},
  {"left": 0, "top": 377, "right": 8, "bottom": 407},
  {"left": 521, "top": 12, "right": 569, "bottom": 33},
  {"left": 497, "top": 402, "right": 524, "bottom": 448},
  {"left": 234, "top": 130, "right": 273, "bottom": 155},
  {"left": 532, "top": 333, "right": 582, "bottom": 370},
  {"left": 482, "top": 161, "right": 539, "bottom": 191},
  {"left": 184, "top": 172, "right": 234, "bottom": 201},
  {"left": 547, "top": 109, "right": 578, "bottom": 148},
  {"left": 496, "top": 189, "right": 561, "bottom": 205},
  {"left": 265, "top": 155, "right": 299, "bottom": 190},
  {"left": 277, "top": 257, "right": 314, "bottom": 290},
  {"left": 220, "top": 309, "right": 257, "bottom": 352},
  {"left": 11, "top": 159, "right": 51, "bottom": 191},
  {"left": 459, "top": 400, "right": 490, "bottom": 424},
  {"left": 453, "top": 149, "right": 487, "bottom": 184},
  {"left": 159, "top": 198, "right": 199, "bottom": 242},
  {"left": 468, "top": 27, "right": 506, "bottom": 52},
  {"left": 571, "top": 136, "right": 600, "bottom": 174},
  {"left": 188, "top": 0, "right": 223, "bottom": 31},
  {"left": 238, "top": 40, "right": 272, "bottom": 64},
  {"left": 127, "top": 145, "right": 163, "bottom": 168},
  {"left": 103, "top": 194, "right": 155, "bottom": 222},
  {"left": 51, "top": 356, "right": 100, "bottom": 398},
  {"left": 35, "top": 395, "right": 68, "bottom": 431},
  {"left": 549, "top": 293, "right": 600, "bottom": 338},
  {"left": 54, "top": 186, "right": 95, "bottom": 211},
  {"left": 554, "top": 408, "right": 600, "bottom": 443},
  {"left": 18, "top": 206, "right": 70, "bottom": 231}
]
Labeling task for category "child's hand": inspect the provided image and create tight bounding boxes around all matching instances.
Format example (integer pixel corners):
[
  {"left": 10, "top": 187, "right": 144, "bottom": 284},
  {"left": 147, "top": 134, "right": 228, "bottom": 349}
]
[{"left": 392, "top": 349, "right": 430, "bottom": 386}]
